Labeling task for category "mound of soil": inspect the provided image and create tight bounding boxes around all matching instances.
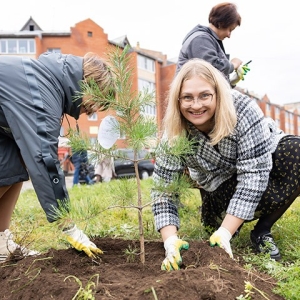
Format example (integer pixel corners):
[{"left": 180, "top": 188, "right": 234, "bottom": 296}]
[{"left": 0, "top": 238, "right": 284, "bottom": 300}]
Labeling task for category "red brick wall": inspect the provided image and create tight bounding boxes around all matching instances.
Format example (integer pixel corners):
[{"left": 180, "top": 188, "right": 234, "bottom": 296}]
[{"left": 35, "top": 18, "right": 175, "bottom": 145}]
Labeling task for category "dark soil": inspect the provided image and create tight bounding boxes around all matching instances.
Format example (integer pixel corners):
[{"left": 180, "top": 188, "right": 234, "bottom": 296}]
[{"left": 0, "top": 237, "right": 284, "bottom": 300}]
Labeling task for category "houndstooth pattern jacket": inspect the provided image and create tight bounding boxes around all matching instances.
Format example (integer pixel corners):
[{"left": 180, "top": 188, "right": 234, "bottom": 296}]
[{"left": 151, "top": 90, "right": 286, "bottom": 232}]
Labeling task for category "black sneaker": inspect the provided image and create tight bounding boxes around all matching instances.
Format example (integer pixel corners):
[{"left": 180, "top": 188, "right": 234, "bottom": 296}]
[{"left": 250, "top": 231, "right": 281, "bottom": 261}]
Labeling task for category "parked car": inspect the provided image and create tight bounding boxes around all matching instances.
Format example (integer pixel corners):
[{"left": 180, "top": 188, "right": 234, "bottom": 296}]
[{"left": 113, "top": 149, "right": 155, "bottom": 180}]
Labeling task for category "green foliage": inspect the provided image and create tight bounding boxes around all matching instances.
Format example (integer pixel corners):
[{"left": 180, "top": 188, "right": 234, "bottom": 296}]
[
  {"left": 236, "top": 281, "right": 271, "bottom": 299},
  {"left": 123, "top": 244, "right": 139, "bottom": 263},
  {"left": 65, "top": 274, "right": 99, "bottom": 300},
  {"left": 67, "top": 129, "right": 92, "bottom": 153}
]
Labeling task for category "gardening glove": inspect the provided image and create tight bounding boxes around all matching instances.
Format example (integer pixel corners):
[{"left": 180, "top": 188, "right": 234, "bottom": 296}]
[
  {"left": 161, "top": 235, "right": 189, "bottom": 271},
  {"left": 63, "top": 225, "right": 103, "bottom": 258},
  {"left": 230, "top": 64, "right": 251, "bottom": 86},
  {"left": 209, "top": 227, "right": 233, "bottom": 258}
]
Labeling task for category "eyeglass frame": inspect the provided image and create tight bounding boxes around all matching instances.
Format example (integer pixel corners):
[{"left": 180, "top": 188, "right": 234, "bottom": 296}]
[{"left": 178, "top": 92, "right": 215, "bottom": 108}]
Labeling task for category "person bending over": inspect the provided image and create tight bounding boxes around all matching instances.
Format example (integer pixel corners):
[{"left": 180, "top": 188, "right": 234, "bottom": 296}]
[{"left": 0, "top": 52, "right": 114, "bottom": 261}]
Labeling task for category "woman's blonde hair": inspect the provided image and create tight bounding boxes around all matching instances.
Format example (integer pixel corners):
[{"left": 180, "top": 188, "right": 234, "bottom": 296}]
[{"left": 163, "top": 58, "right": 237, "bottom": 145}]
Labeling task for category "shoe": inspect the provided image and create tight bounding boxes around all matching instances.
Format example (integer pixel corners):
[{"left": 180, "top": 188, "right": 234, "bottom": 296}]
[
  {"left": 250, "top": 230, "right": 281, "bottom": 261},
  {"left": 0, "top": 229, "right": 39, "bottom": 262}
]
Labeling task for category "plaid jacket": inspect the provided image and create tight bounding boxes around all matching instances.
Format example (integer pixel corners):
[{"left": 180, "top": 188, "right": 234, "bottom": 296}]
[{"left": 152, "top": 90, "right": 286, "bottom": 231}]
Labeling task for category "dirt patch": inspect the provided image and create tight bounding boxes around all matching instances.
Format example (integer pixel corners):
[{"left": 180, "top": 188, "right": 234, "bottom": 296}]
[{"left": 0, "top": 238, "right": 284, "bottom": 300}]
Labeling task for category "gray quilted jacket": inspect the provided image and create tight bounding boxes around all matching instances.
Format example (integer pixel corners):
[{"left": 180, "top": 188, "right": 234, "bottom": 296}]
[{"left": 0, "top": 52, "right": 83, "bottom": 222}]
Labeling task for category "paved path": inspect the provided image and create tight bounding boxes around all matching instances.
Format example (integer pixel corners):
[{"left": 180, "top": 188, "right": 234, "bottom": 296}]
[{"left": 21, "top": 175, "right": 74, "bottom": 192}]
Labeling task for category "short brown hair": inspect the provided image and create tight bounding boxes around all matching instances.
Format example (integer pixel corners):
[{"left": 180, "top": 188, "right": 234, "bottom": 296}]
[
  {"left": 83, "top": 52, "right": 115, "bottom": 98},
  {"left": 209, "top": 2, "right": 241, "bottom": 29}
]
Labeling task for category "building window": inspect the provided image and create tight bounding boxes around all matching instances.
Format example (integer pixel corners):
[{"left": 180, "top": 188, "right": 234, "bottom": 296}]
[
  {"left": 0, "top": 40, "right": 6, "bottom": 52},
  {"left": 138, "top": 79, "right": 156, "bottom": 117},
  {"left": 137, "top": 55, "right": 155, "bottom": 72},
  {"left": 0, "top": 39, "right": 36, "bottom": 54},
  {"left": 265, "top": 103, "right": 271, "bottom": 117},
  {"left": 138, "top": 79, "right": 155, "bottom": 95},
  {"left": 18, "top": 40, "right": 27, "bottom": 53},
  {"left": 88, "top": 113, "right": 98, "bottom": 121},
  {"left": 142, "top": 104, "right": 156, "bottom": 116},
  {"left": 29, "top": 40, "right": 35, "bottom": 52},
  {"left": 87, "top": 31, "right": 93, "bottom": 37},
  {"left": 47, "top": 48, "right": 61, "bottom": 53},
  {"left": 90, "top": 126, "right": 98, "bottom": 134},
  {"left": 8, "top": 40, "right": 17, "bottom": 53},
  {"left": 90, "top": 137, "right": 97, "bottom": 144}
]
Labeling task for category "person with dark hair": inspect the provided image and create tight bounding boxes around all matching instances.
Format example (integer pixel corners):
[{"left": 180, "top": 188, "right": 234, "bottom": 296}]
[
  {"left": 0, "top": 51, "right": 114, "bottom": 261},
  {"left": 176, "top": 2, "right": 247, "bottom": 87},
  {"left": 152, "top": 59, "right": 299, "bottom": 271},
  {"left": 72, "top": 150, "right": 94, "bottom": 186}
]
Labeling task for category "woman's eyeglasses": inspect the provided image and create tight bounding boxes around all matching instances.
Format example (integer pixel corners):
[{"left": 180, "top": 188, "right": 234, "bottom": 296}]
[{"left": 178, "top": 93, "right": 215, "bottom": 108}]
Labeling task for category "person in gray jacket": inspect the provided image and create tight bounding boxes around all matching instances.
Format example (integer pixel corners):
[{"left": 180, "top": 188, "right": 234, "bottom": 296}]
[
  {"left": 152, "top": 59, "right": 299, "bottom": 270},
  {"left": 0, "top": 51, "right": 114, "bottom": 261},
  {"left": 176, "top": 2, "right": 244, "bottom": 86}
]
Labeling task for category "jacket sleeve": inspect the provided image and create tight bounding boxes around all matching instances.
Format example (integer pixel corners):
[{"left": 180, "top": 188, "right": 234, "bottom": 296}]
[
  {"left": 151, "top": 140, "right": 185, "bottom": 232},
  {"left": 227, "top": 94, "right": 274, "bottom": 220}
]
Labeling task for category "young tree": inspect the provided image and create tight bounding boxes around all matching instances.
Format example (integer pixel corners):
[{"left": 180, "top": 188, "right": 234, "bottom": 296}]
[
  {"left": 66, "top": 45, "right": 195, "bottom": 264},
  {"left": 69, "top": 45, "right": 156, "bottom": 263}
]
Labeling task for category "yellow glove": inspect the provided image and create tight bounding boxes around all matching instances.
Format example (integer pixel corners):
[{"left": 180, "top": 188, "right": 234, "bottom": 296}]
[
  {"left": 162, "top": 235, "right": 189, "bottom": 271},
  {"left": 63, "top": 225, "right": 103, "bottom": 258},
  {"left": 209, "top": 227, "right": 233, "bottom": 258}
]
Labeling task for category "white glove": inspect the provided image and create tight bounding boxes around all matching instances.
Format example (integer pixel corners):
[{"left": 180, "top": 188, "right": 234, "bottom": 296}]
[
  {"left": 63, "top": 225, "right": 103, "bottom": 258},
  {"left": 209, "top": 227, "right": 233, "bottom": 258},
  {"left": 161, "top": 235, "right": 189, "bottom": 271},
  {"left": 230, "top": 64, "right": 251, "bottom": 86}
]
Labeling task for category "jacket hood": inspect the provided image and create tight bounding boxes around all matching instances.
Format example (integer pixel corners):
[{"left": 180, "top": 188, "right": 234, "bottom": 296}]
[
  {"left": 182, "top": 24, "right": 220, "bottom": 44},
  {"left": 38, "top": 52, "right": 83, "bottom": 120}
]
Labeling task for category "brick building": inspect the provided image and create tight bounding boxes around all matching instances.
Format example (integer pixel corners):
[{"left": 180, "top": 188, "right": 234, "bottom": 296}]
[
  {"left": 237, "top": 88, "right": 300, "bottom": 135},
  {"left": 0, "top": 17, "right": 176, "bottom": 155},
  {"left": 0, "top": 16, "right": 299, "bottom": 153}
]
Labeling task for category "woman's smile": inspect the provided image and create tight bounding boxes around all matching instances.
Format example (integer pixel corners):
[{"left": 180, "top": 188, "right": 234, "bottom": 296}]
[{"left": 179, "top": 76, "right": 216, "bottom": 133}]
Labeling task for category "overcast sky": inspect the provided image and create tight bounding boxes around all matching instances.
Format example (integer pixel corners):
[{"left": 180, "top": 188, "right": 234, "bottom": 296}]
[{"left": 0, "top": 0, "right": 299, "bottom": 106}]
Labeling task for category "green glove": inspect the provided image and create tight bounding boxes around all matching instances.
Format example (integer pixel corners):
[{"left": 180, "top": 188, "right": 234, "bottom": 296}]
[
  {"left": 63, "top": 225, "right": 103, "bottom": 258},
  {"left": 161, "top": 235, "right": 189, "bottom": 271},
  {"left": 209, "top": 227, "right": 233, "bottom": 258},
  {"left": 230, "top": 63, "right": 251, "bottom": 86},
  {"left": 236, "top": 64, "right": 250, "bottom": 81}
]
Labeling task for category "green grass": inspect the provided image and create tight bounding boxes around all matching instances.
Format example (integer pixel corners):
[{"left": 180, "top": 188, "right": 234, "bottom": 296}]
[{"left": 13, "top": 178, "right": 300, "bottom": 299}]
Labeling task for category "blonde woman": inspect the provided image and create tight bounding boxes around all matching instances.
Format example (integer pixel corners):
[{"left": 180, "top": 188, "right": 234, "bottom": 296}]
[
  {"left": 0, "top": 52, "right": 114, "bottom": 261},
  {"left": 152, "top": 58, "right": 299, "bottom": 270}
]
